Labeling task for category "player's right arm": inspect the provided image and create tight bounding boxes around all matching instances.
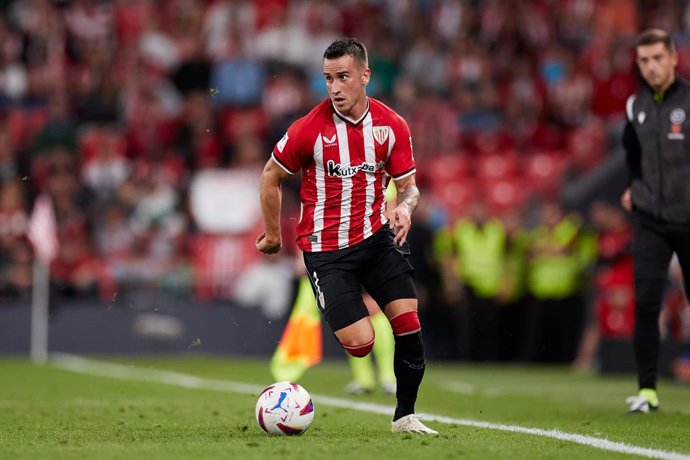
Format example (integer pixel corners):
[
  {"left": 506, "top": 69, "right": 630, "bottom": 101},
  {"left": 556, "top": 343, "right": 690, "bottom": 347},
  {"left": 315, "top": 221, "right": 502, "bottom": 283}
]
[
  {"left": 257, "top": 158, "right": 291, "bottom": 254},
  {"left": 621, "top": 95, "right": 641, "bottom": 213},
  {"left": 257, "top": 119, "right": 310, "bottom": 254}
]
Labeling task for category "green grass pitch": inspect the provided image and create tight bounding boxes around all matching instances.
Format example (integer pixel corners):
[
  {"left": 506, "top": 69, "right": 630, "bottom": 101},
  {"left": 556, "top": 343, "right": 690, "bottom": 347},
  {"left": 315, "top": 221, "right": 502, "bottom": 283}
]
[{"left": 1, "top": 355, "right": 689, "bottom": 460}]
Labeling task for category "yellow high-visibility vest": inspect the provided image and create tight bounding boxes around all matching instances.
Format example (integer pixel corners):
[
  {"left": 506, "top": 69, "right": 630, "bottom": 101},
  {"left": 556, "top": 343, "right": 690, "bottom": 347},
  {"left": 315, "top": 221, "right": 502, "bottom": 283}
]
[
  {"left": 453, "top": 218, "right": 506, "bottom": 298},
  {"left": 527, "top": 216, "right": 582, "bottom": 300}
]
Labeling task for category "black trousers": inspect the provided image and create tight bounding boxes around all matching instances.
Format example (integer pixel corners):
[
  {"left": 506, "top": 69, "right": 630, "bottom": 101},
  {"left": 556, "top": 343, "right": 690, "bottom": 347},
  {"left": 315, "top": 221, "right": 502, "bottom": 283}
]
[{"left": 632, "top": 210, "right": 690, "bottom": 389}]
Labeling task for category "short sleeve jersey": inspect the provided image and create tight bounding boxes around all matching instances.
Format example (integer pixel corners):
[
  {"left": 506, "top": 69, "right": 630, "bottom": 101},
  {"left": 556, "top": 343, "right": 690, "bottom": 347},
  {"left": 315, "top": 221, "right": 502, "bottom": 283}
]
[{"left": 272, "top": 98, "right": 415, "bottom": 252}]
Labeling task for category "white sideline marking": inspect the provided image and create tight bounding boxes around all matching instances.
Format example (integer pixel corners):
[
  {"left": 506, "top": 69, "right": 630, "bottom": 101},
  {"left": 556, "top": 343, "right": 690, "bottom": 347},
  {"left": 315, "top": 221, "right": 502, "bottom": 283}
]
[{"left": 49, "top": 354, "right": 690, "bottom": 460}]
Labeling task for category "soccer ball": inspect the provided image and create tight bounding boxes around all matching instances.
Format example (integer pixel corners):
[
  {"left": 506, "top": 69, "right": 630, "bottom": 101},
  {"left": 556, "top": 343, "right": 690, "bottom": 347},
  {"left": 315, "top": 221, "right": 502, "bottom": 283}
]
[{"left": 255, "top": 382, "right": 315, "bottom": 435}]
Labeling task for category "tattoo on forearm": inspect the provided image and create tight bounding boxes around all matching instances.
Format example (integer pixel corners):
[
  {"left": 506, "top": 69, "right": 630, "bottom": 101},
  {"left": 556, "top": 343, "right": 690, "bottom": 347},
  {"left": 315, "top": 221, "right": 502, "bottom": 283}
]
[{"left": 398, "top": 185, "right": 419, "bottom": 213}]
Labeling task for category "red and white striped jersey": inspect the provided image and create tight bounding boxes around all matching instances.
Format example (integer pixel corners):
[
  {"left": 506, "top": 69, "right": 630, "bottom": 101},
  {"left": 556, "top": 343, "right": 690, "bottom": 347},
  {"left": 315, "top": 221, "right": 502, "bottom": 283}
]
[{"left": 272, "top": 98, "right": 415, "bottom": 252}]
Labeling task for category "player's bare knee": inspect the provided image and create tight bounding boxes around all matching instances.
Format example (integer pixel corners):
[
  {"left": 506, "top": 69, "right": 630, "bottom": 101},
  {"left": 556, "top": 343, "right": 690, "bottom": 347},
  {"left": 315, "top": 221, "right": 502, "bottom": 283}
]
[{"left": 335, "top": 317, "right": 375, "bottom": 357}]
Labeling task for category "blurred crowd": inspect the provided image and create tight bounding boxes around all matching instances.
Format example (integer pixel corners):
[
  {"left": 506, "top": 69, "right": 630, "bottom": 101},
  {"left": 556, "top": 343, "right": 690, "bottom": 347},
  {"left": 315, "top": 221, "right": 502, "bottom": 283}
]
[{"left": 0, "top": 0, "right": 689, "bottom": 364}]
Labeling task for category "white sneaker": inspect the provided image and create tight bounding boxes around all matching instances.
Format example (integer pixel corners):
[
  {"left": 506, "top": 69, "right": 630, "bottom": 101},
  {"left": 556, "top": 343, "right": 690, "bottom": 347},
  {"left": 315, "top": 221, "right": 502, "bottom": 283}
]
[
  {"left": 391, "top": 414, "right": 438, "bottom": 435},
  {"left": 344, "top": 381, "right": 374, "bottom": 395},
  {"left": 381, "top": 381, "right": 397, "bottom": 395},
  {"left": 626, "top": 395, "right": 658, "bottom": 413}
]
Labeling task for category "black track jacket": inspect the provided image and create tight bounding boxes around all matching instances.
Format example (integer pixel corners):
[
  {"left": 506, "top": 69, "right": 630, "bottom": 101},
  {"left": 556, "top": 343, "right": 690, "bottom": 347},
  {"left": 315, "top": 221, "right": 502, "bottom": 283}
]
[{"left": 624, "top": 78, "right": 690, "bottom": 223}]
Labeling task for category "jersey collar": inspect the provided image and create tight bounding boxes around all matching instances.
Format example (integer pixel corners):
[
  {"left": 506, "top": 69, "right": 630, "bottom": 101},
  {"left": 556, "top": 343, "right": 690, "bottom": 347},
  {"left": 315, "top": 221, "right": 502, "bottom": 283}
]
[
  {"left": 644, "top": 76, "right": 682, "bottom": 102},
  {"left": 332, "top": 98, "right": 370, "bottom": 126}
]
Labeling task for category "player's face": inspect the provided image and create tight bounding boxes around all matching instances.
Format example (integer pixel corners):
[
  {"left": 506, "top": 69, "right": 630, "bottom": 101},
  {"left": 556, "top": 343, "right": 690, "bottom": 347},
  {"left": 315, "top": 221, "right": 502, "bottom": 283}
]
[
  {"left": 323, "top": 55, "right": 370, "bottom": 119},
  {"left": 636, "top": 42, "right": 677, "bottom": 92}
]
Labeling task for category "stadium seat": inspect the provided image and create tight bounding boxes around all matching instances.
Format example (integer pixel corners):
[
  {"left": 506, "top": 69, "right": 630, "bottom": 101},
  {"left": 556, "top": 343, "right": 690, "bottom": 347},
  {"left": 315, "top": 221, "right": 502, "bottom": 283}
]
[
  {"left": 220, "top": 107, "right": 268, "bottom": 142},
  {"left": 567, "top": 122, "right": 605, "bottom": 174},
  {"left": 475, "top": 150, "right": 518, "bottom": 181},
  {"left": 78, "top": 128, "right": 104, "bottom": 162},
  {"left": 427, "top": 153, "right": 472, "bottom": 182},
  {"left": 483, "top": 177, "right": 525, "bottom": 214},
  {"left": 3, "top": 108, "right": 46, "bottom": 149},
  {"left": 524, "top": 151, "right": 566, "bottom": 195},
  {"left": 6, "top": 109, "right": 27, "bottom": 147},
  {"left": 431, "top": 178, "right": 477, "bottom": 220}
]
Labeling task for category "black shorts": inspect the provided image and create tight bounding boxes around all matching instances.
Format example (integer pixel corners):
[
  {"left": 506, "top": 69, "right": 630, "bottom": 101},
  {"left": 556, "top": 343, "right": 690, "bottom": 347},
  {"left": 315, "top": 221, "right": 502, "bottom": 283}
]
[{"left": 302, "top": 224, "right": 417, "bottom": 331}]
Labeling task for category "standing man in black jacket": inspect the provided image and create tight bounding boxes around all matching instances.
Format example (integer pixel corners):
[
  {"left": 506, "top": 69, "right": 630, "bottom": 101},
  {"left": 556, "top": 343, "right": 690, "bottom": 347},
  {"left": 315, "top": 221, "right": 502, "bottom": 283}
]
[{"left": 622, "top": 28, "right": 690, "bottom": 413}]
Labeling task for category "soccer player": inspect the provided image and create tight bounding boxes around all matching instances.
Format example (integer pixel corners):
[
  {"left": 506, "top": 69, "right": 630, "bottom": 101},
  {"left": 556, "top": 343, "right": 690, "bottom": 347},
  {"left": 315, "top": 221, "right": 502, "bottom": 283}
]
[
  {"left": 257, "top": 38, "right": 437, "bottom": 435},
  {"left": 622, "top": 28, "right": 690, "bottom": 413}
]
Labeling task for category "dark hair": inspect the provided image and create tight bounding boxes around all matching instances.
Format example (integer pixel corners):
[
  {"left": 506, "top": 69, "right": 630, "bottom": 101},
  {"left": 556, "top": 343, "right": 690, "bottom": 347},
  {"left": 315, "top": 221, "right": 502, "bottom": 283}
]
[
  {"left": 323, "top": 38, "right": 368, "bottom": 68},
  {"left": 637, "top": 28, "right": 675, "bottom": 52}
]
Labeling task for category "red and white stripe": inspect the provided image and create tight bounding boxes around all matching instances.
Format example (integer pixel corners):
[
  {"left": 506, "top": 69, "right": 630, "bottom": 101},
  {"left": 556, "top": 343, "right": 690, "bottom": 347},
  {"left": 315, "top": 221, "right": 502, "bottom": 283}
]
[{"left": 273, "top": 98, "right": 415, "bottom": 252}]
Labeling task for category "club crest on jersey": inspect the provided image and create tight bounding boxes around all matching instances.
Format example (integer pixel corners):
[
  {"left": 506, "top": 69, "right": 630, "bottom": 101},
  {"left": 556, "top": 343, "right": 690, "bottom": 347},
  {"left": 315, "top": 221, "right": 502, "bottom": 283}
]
[
  {"left": 322, "top": 133, "right": 337, "bottom": 146},
  {"left": 327, "top": 159, "right": 385, "bottom": 177},
  {"left": 668, "top": 108, "right": 686, "bottom": 140},
  {"left": 372, "top": 126, "right": 390, "bottom": 145},
  {"left": 638, "top": 112, "right": 646, "bottom": 124},
  {"left": 670, "top": 108, "right": 686, "bottom": 124}
]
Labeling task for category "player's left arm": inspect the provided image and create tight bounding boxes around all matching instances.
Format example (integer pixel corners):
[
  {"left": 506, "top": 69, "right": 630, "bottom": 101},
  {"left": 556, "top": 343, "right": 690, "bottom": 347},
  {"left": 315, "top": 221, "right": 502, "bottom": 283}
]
[
  {"left": 391, "top": 174, "right": 419, "bottom": 245},
  {"left": 385, "top": 114, "right": 417, "bottom": 245}
]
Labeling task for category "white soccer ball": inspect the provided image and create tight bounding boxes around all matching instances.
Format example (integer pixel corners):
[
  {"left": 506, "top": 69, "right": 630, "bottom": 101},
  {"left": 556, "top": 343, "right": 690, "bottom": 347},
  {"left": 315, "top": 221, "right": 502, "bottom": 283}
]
[{"left": 255, "top": 382, "right": 315, "bottom": 435}]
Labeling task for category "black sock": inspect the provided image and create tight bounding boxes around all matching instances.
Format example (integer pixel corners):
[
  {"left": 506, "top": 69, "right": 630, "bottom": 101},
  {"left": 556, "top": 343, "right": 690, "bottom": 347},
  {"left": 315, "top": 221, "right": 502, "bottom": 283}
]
[{"left": 392, "top": 331, "right": 425, "bottom": 421}]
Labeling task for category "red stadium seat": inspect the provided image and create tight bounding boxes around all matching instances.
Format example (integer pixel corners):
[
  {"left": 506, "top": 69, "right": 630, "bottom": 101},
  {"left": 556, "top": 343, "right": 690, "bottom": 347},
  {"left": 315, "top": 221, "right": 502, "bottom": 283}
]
[
  {"left": 567, "top": 122, "right": 605, "bottom": 174},
  {"left": 427, "top": 153, "right": 472, "bottom": 182},
  {"left": 78, "top": 128, "right": 103, "bottom": 162},
  {"left": 524, "top": 151, "right": 566, "bottom": 194},
  {"left": 484, "top": 177, "right": 526, "bottom": 214},
  {"left": 431, "top": 178, "right": 477, "bottom": 220},
  {"left": 6, "top": 109, "right": 26, "bottom": 147},
  {"left": 476, "top": 150, "right": 518, "bottom": 180},
  {"left": 5, "top": 108, "right": 48, "bottom": 149},
  {"left": 220, "top": 107, "right": 268, "bottom": 142}
]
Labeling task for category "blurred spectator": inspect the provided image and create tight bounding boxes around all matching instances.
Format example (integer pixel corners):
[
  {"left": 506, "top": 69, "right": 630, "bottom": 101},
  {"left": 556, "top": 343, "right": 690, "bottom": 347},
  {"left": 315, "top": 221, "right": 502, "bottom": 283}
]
[
  {"left": 0, "top": 124, "right": 23, "bottom": 182},
  {"left": 81, "top": 127, "right": 130, "bottom": 203},
  {"left": 234, "top": 253, "right": 294, "bottom": 319},
  {"left": 402, "top": 33, "right": 447, "bottom": 94},
  {"left": 438, "top": 199, "right": 507, "bottom": 361},
  {"left": 202, "top": 0, "right": 256, "bottom": 61},
  {"left": 496, "top": 208, "right": 530, "bottom": 361},
  {"left": 93, "top": 201, "right": 135, "bottom": 261},
  {"left": 253, "top": 3, "right": 310, "bottom": 69},
  {"left": 573, "top": 200, "right": 634, "bottom": 371},
  {"left": 0, "top": 16, "right": 27, "bottom": 105},
  {"left": 522, "top": 200, "right": 596, "bottom": 363},
  {"left": 210, "top": 54, "right": 264, "bottom": 107},
  {"left": 174, "top": 90, "right": 222, "bottom": 170},
  {"left": 0, "top": 179, "right": 28, "bottom": 254}
]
